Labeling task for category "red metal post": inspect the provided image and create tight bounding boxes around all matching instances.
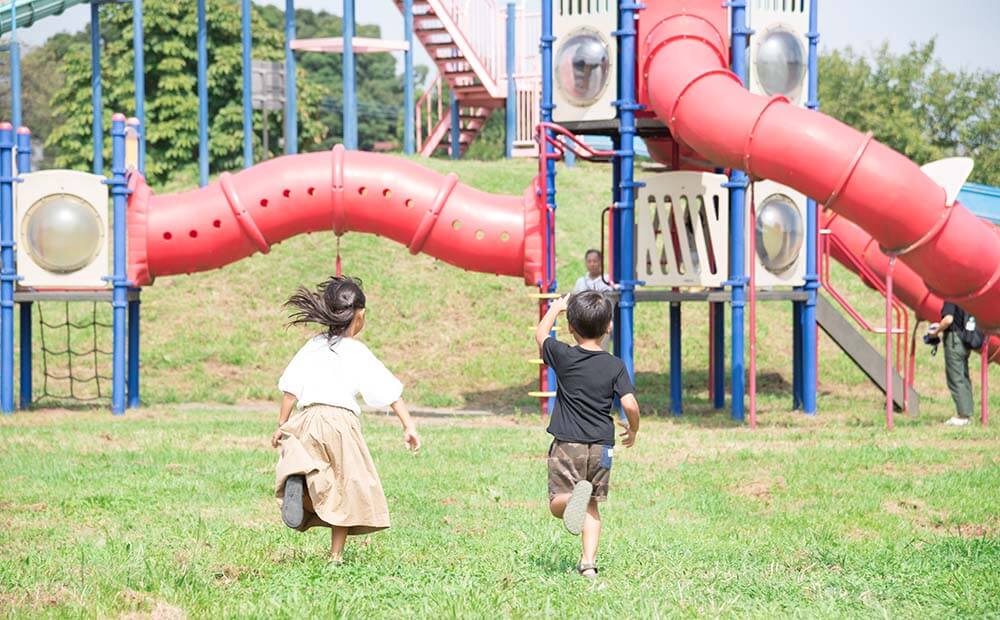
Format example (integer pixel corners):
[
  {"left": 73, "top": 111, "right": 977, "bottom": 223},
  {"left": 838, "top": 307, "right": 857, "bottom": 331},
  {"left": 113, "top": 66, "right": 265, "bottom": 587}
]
[{"left": 885, "top": 256, "right": 895, "bottom": 430}]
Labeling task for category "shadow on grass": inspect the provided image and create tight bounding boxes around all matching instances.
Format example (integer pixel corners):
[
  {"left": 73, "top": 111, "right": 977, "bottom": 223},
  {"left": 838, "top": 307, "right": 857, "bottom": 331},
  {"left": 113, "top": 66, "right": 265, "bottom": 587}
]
[{"left": 462, "top": 370, "right": 807, "bottom": 428}]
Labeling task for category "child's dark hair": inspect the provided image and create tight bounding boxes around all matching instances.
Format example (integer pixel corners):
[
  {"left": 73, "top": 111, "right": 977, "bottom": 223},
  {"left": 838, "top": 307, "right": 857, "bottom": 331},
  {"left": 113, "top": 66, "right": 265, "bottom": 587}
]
[
  {"left": 567, "top": 290, "right": 612, "bottom": 340},
  {"left": 285, "top": 276, "right": 366, "bottom": 340}
]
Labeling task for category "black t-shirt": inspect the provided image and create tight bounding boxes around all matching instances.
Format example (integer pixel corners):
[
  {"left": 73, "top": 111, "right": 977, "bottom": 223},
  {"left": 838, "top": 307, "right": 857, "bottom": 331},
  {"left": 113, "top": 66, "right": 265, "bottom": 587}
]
[
  {"left": 542, "top": 337, "right": 636, "bottom": 445},
  {"left": 941, "top": 302, "right": 967, "bottom": 333}
]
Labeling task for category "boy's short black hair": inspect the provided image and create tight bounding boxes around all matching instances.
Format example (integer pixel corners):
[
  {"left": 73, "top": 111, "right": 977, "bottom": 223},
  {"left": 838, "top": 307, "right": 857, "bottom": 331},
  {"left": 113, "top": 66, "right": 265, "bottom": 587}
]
[
  {"left": 567, "top": 291, "right": 613, "bottom": 340},
  {"left": 584, "top": 248, "right": 602, "bottom": 261}
]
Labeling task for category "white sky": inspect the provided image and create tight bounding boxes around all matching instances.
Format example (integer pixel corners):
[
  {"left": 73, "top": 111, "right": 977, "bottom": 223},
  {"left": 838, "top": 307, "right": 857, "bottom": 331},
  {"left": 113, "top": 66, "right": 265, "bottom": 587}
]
[{"left": 10, "top": 0, "right": 1000, "bottom": 72}]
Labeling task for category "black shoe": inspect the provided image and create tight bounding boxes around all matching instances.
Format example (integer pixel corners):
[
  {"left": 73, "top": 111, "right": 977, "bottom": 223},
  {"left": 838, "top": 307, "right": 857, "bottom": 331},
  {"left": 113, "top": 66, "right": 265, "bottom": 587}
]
[{"left": 282, "top": 475, "right": 306, "bottom": 529}]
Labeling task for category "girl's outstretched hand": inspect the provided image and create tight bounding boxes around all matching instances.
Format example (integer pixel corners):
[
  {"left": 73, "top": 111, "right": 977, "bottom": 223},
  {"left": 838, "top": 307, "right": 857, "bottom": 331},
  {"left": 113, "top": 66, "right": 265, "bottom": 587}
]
[
  {"left": 270, "top": 429, "right": 284, "bottom": 448},
  {"left": 403, "top": 427, "right": 421, "bottom": 452}
]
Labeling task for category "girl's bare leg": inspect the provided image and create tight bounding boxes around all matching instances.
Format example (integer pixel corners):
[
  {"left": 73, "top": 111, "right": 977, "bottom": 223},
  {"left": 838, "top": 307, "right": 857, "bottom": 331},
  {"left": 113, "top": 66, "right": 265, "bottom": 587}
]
[{"left": 330, "top": 527, "right": 349, "bottom": 561}]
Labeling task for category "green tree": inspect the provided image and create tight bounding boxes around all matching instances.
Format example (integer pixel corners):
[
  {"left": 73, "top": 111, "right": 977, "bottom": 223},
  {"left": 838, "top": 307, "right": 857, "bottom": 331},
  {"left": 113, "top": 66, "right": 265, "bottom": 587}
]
[
  {"left": 258, "top": 6, "right": 423, "bottom": 152},
  {"left": 46, "top": 0, "right": 324, "bottom": 184},
  {"left": 820, "top": 40, "right": 1000, "bottom": 186}
]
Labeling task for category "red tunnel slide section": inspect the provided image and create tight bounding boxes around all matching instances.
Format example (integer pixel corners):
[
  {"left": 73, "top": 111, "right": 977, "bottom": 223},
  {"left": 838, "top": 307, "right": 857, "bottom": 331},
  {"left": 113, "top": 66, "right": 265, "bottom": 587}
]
[
  {"left": 825, "top": 212, "right": 1000, "bottom": 363},
  {"left": 126, "top": 145, "right": 545, "bottom": 287},
  {"left": 638, "top": 0, "right": 1000, "bottom": 332}
]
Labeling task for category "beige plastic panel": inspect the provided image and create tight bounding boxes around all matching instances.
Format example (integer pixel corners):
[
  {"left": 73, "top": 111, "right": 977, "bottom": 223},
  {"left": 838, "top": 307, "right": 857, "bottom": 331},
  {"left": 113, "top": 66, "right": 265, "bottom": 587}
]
[
  {"left": 552, "top": 0, "right": 617, "bottom": 123},
  {"left": 636, "top": 172, "right": 730, "bottom": 288},
  {"left": 746, "top": 179, "right": 806, "bottom": 287},
  {"left": 748, "top": 0, "right": 811, "bottom": 107},
  {"left": 15, "top": 170, "right": 110, "bottom": 289}
]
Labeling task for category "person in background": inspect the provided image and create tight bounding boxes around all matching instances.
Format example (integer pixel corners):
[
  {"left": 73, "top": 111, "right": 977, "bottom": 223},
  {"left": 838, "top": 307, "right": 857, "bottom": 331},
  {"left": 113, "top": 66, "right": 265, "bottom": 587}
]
[
  {"left": 926, "top": 300, "right": 984, "bottom": 426},
  {"left": 573, "top": 249, "right": 615, "bottom": 294}
]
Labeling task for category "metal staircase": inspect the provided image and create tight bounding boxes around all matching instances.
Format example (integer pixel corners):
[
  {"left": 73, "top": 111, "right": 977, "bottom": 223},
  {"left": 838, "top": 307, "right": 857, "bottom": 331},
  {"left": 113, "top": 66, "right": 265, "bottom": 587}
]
[{"left": 395, "top": 0, "right": 540, "bottom": 157}]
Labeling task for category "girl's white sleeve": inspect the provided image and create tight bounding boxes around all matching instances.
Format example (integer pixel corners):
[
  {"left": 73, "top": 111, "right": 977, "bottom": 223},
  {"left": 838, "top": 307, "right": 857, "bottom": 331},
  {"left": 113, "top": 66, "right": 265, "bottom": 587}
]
[
  {"left": 357, "top": 345, "right": 404, "bottom": 408},
  {"left": 277, "top": 347, "right": 308, "bottom": 398}
]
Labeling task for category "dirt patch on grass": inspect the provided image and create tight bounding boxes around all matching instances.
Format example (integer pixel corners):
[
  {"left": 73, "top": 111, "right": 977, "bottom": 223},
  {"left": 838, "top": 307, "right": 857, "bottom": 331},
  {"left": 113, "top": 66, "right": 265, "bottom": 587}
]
[
  {"left": 732, "top": 475, "right": 787, "bottom": 503},
  {"left": 212, "top": 564, "right": 262, "bottom": 586},
  {"left": 875, "top": 459, "right": 980, "bottom": 478},
  {"left": 0, "top": 585, "right": 81, "bottom": 611},
  {"left": 117, "top": 590, "right": 187, "bottom": 619}
]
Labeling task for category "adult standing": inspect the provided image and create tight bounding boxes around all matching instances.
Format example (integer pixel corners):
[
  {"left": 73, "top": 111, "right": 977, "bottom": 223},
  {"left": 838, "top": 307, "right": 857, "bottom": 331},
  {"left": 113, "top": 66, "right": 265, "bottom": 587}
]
[{"left": 927, "top": 301, "right": 984, "bottom": 426}]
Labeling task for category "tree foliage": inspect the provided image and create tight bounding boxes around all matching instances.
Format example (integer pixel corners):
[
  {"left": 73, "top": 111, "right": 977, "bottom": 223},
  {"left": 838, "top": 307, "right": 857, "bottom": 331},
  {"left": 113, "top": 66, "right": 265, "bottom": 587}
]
[
  {"left": 820, "top": 40, "right": 1000, "bottom": 186},
  {"left": 45, "top": 0, "right": 325, "bottom": 184}
]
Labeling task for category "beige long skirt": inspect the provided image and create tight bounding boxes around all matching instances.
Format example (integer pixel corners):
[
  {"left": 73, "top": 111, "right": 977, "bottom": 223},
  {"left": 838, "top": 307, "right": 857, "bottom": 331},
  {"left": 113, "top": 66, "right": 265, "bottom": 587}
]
[{"left": 274, "top": 405, "right": 390, "bottom": 534}]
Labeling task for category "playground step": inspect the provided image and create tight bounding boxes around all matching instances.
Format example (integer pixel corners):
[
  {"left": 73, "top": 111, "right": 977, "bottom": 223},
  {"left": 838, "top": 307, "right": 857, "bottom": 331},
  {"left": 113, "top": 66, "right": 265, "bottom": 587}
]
[{"left": 816, "top": 293, "right": 919, "bottom": 414}]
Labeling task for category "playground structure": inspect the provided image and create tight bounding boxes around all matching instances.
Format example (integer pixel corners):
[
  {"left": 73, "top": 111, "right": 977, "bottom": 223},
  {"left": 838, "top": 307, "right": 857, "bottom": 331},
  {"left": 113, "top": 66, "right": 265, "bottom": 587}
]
[{"left": 1, "top": 0, "right": 999, "bottom": 424}]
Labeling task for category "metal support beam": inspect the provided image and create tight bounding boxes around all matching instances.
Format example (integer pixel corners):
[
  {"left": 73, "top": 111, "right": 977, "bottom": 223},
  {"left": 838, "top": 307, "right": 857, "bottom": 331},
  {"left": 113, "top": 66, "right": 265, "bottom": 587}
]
[
  {"left": 0, "top": 124, "right": 14, "bottom": 414},
  {"left": 712, "top": 301, "right": 726, "bottom": 409},
  {"left": 800, "top": 0, "right": 821, "bottom": 415},
  {"left": 131, "top": 0, "right": 145, "bottom": 172},
  {"left": 505, "top": 1, "right": 516, "bottom": 159},
  {"left": 670, "top": 302, "right": 682, "bottom": 415},
  {"left": 284, "top": 0, "right": 298, "bottom": 154},
  {"left": 728, "top": 0, "right": 749, "bottom": 422},
  {"left": 403, "top": 0, "right": 414, "bottom": 155},
  {"left": 197, "top": 0, "right": 208, "bottom": 186},
  {"left": 15, "top": 129, "right": 30, "bottom": 410},
  {"left": 450, "top": 91, "right": 460, "bottom": 159},
  {"left": 110, "top": 115, "right": 128, "bottom": 415},
  {"left": 342, "top": 0, "right": 357, "bottom": 149},
  {"left": 90, "top": 1, "right": 103, "bottom": 174},
  {"left": 241, "top": 0, "right": 253, "bottom": 166}
]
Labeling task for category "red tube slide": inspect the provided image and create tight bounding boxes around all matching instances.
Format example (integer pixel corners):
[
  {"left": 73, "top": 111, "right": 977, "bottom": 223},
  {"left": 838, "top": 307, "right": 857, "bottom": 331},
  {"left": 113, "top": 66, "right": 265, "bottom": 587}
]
[
  {"left": 638, "top": 1, "right": 1000, "bottom": 330},
  {"left": 126, "top": 145, "right": 545, "bottom": 287},
  {"left": 825, "top": 212, "right": 1000, "bottom": 363}
]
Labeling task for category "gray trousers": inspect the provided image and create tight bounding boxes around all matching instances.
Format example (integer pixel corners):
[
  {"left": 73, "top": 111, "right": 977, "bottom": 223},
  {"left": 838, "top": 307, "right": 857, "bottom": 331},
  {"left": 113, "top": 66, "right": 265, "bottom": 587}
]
[{"left": 944, "top": 331, "right": 974, "bottom": 417}]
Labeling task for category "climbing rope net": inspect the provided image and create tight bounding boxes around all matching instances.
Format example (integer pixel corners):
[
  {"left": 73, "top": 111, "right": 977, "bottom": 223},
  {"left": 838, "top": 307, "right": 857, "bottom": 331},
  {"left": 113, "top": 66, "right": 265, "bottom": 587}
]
[{"left": 35, "top": 301, "right": 113, "bottom": 402}]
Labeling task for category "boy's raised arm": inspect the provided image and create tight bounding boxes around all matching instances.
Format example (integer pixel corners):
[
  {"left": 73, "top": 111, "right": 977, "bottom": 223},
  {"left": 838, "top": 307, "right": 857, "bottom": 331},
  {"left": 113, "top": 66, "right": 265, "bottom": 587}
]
[
  {"left": 535, "top": 295, "right": 569, "bottom": 348},
  {"left": 618, "top": 393, "right": 641, "bottom": 447}
]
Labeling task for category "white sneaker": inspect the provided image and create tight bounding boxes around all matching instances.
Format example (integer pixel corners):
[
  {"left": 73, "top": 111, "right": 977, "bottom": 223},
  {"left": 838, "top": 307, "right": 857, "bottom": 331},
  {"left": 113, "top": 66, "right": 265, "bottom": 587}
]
[{"left": 945, "top": 416, "right": 971, "bottom": 426}]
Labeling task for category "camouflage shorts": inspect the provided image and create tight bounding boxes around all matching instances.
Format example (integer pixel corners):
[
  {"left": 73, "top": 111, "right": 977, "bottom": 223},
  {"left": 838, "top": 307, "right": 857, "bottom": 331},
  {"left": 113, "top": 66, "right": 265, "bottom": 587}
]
[{"left": 547, "top": 440, "right": 611, "bottom": 502}]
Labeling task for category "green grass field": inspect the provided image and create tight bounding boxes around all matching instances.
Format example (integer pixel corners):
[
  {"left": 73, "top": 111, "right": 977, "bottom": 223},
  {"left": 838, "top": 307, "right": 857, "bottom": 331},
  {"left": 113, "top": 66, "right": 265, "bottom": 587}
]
[
  {"left": 1, "top": 407, "right": 998, "bottom": 617},
  {"left": 2, "top": 157, "right": 1000, "bottom": 617}
]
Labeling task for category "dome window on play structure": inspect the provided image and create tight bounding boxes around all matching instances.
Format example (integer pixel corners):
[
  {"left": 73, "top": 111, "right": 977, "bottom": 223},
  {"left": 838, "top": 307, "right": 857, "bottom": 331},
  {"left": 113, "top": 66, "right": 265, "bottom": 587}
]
[
  {"left": 15, "top": 169, "right": 110, "bottom": 289},
  {"left": 556, "top": 28, "right": 611, "bottom": 107},
  {"left": 754, "top": 193, "right": 803, "bottom": 275},
  {"left": 552, "top": 1, "right": 617, "bottom": 123},
  {"left": 22, "top": 194, "right": 105, "bottom": 274},
  {"left": 748, "top": 1, "right": 812, "bottom": 107},
  {"left": 753, "top": 25, "right": 806, "bottom": 101}
]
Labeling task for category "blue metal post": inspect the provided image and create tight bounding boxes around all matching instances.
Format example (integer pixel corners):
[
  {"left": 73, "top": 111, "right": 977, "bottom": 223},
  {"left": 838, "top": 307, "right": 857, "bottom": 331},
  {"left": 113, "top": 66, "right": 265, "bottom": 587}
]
[
  {"left": 712, "top": 301, "right": 725, "bottom": 409},
  {"left": 541, "top": 0, "right": 557, "bottom": 413},
  {"left": 0, "top": 124, "right": 15, "bottom": 414},
  {"left": 726, "top": 0, "right": 750, "bottom": 422},
  {"left": 450, "top": 91, "right": 461, "bottom": 159},
  {"left": 125, "top": 118, "right": 141, "bottom": 409},
  {"left": 110, "top": 115, "right": 128, "bottom": 415},
  {"left": 132, "top": 0, "right": 145, "bottom": 172},
  {"left": 197, "top": 0, "right": 209, "bottom": 186},
  {"left": 342, "top": 0, "right": 357, "bottom": 150},
  {"left": 670, "top": 302, "right": 682, "bottom": 415},
  {"left": 16, "top": 129, "right": 30, "bottom": 410},
  {"left": 614, "top": 0, "right": 640, "bottom": 386},
  {"left": 90, "top": 1, "right": 104, "bottom": 174},
  {"left": 284, "top": 0, "right": 298, "bottom": 154},
  {"left": 127, "top": 295, "right": 140, "bottom": 408},
  {"left": 505, "top": 1, "right": 516, "bottom": 159},
  {"left": 792, "top": 301, "right": 803, "bottom": 407},
  {"left": 402, "top": 0, "right": 414, "bottom": 155},
  {"left": 8, "top": 2, "right": 21, "bottom": 130},
  {"left": 241, "top": 0, "right": 253, "bottom": 166},
  {"left": 800, "top": 0, "right": 820, "bottom": 415}
]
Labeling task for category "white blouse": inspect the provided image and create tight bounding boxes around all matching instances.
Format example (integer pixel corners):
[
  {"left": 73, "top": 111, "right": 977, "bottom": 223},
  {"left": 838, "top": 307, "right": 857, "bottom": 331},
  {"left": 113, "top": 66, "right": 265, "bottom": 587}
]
[{"left": 278, "top": 335, "right": 404, "bottom": 414}]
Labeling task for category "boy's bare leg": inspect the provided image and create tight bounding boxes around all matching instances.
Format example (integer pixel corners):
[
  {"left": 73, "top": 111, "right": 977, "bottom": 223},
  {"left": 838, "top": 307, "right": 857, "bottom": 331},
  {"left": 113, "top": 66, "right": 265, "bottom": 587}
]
[
  {"left": 330, "top": 526, "right": 349, "bottom": 561},
  {"left": 549, "top": 494, "right": 570, "bottom": 518},
  {"left": 580, "top": 500, "right": 601, "bottom": 567}
]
